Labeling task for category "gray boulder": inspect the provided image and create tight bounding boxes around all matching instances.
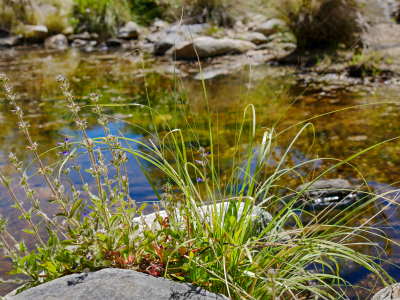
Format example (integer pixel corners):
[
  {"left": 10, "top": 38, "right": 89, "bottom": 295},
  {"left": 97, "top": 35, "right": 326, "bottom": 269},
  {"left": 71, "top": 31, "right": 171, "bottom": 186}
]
[
  {"left": 172, "top": 37, "right": 257, "bottom": 59},
  {"left": 167, "top": 23, "right": 210, "bottom": 35},
  {"left": 296, "top": 179, "right": 359, "bottom": 206},
  {"left": 0, "top": 35, "right": 22, "bottom": 47},
  {"left": 44, "top": 34, "right": 68, "bottom": 50},
  {"left": 72, "top": 31, "right": 91, "bottom": 40},
  {"left": 118, "top": 21, "right": 140, "bottom": 40},
  {"left": 71, "top": 39, "right": 87, "bottom": 48},
  {"left": 237, "top": 32, "right": 268, "bottom": 45},
  {"left": 9, "top": 269, "right": 229, "bottom": 300},
  {"left": 154, "top": 32, "right": 185, "bottom": 55},
  {"left": 146, "top": 30, "right": 167, "bottom": 44},
  {"left": 372, "top": 283, "right": 400, "bottom": 300},
  {"left": 254, "top": 19, "right": 286, "bottom": 36},
  {"left": 24, "top": 25, "right": 48, "bottom": 40}
]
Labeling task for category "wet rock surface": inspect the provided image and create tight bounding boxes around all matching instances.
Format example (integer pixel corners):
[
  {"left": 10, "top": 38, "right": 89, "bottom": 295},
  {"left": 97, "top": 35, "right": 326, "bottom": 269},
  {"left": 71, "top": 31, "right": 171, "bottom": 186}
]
[
  {"left": 372, "top": 283, "right": 400, "bottom": 300},
  {"left": 7, "top": 269, "right": 229, "bottom": 300},
  {"left": 296, "top": 179, "right": 361, "bottom": 206}
]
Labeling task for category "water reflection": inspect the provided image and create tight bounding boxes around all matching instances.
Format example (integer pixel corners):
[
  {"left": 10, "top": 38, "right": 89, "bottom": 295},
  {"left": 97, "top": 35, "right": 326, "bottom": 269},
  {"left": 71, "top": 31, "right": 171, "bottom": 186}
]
[{"left": 0, "top": 48, "right": 400, "bottom": 298}]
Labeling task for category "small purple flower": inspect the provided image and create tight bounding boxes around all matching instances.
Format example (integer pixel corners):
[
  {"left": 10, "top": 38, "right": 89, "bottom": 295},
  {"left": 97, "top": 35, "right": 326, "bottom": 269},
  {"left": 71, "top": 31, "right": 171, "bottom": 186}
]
[
  {"left": 83, "top": 212, "right": 89, "bottom": 217},
  {"left": 197, "top": 177, "right": 203, "bottom": 182},
  {"left": 195, "top": 160, "right": 202, "bottom": 164},
  {"left": 62, "top": 150, "right": 69, "bottom": 156},
  {"left": 56, "top": 142, "right": 62, "bottom": 146},
  {"left": 65, "top": 138, "right": 70, "bottom": 142},
  {"left": 205, "top": 151, "right": 211, "bottom": 156}
]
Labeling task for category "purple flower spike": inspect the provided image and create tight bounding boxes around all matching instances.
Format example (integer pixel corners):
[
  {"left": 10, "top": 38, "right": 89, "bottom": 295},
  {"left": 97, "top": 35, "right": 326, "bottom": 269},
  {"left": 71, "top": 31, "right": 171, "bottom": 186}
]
[
  {"left": 56, "top": 142, "right": 62, "bottom": 146},
  {"left": 195, "top": 160, "right": 202, "bottom": 164},
  {"left": 65, "top": 138, "right": 71, "bottom": 142},
  {"left": 83, "top": 212, "right": 89, "bottom": 217},
  {"left": 205, "top": 151, "right": 211, "bottom": 155},
  {"left": 62, "top": 150, "right": 69, "bottom": 156},
  {"left": 197, "top": 177, "right": 203, "bottom": 182}
]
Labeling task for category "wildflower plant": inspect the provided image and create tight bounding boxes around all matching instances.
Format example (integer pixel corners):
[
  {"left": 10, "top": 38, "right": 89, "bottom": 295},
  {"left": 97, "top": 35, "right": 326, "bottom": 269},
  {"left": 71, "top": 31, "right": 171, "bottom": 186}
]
[{"left": 0, "top": 63, "right": 397, "bottom": 300}]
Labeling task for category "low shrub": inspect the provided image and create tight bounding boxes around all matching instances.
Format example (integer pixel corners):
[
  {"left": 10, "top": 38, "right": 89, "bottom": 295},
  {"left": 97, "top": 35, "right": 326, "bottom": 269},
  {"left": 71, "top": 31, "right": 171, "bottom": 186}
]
[
  {"left": 69, "top": 0, "right": 131, "bottom": 38},
  {"left": 277, "top": 0, "right": 361, "bottom": 52}
]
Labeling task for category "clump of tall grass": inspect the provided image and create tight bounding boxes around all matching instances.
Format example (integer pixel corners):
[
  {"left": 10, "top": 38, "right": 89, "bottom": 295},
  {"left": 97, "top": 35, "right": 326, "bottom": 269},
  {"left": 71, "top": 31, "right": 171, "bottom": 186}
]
[
  {"left": 0, "top": 54, "right": 397, "bottom": 299},
  {"left": 277, "top": 0, "right": 361, "bottom": 51}
]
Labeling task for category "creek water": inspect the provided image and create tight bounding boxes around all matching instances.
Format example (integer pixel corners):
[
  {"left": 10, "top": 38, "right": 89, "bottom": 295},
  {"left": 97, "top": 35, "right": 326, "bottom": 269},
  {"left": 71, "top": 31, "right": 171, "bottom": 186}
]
[{"left": 0, "top": 48, "right": 400, "bottom": 298}]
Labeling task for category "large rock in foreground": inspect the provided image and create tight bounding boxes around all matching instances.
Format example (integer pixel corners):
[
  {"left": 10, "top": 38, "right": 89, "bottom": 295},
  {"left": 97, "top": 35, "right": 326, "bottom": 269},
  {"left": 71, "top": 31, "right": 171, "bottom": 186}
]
[
  {"left": 172, "top": 37, "right": 257, "bottom": 59},
  {"left": 10, "top": 269, "right": 229, "bottom": 300},
  {"left": 372, "top": 283, "right": 400, "bottom": 300}
]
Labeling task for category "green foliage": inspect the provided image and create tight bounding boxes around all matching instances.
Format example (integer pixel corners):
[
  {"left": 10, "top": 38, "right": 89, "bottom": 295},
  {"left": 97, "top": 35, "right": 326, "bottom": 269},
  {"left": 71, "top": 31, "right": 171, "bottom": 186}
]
[
  {"left": 0, "top": 0, "right": 71, "bottom": 36},
  {"left": 0, "top": 0, "right": 37, "bottom": 34},
  {"left": 0, "top": 56, "right": 397, "bottom": 299},
  {"left": 349, "top": 50, "right": 383, "bottom": 77},
  {"left": 69, "top": 0, "right": 131, "bottom": 38},
  {"left": 69, "top": 0, "right": 166, "bottom": 37},
  {"left": 277, "top": 0, "right": 361, "bottom": 52}
]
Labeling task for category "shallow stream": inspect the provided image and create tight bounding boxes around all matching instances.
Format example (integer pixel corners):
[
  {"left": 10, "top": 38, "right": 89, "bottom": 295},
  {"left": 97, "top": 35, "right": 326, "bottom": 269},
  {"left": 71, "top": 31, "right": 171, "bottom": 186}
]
[{"left": 1, "top": 48, "right": 400, "bottom": 298}]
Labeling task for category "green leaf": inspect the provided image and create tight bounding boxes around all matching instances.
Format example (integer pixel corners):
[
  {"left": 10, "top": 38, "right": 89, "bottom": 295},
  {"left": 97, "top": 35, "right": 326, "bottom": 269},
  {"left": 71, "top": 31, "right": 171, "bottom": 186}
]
[
  {"left": 70, "top": 199, "right": 83, "bottom": 218},
  {"left": 21, "top": 229, "right": 35, "bottom": 235},
  {"left": 97, "top": 233, "right": 107, "bottom": 242},
  {"left": 139, "top": 203, "right": 147, "bottom": 214},
  {"left": 41, "top": 261, "right": 57, "bottom": 273}
]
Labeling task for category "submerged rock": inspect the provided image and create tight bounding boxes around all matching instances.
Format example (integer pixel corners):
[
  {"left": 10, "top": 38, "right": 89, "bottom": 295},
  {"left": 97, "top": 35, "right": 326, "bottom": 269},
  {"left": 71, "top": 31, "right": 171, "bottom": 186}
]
[
  {"left": 296, "top": 179, "right": 360, "bottom": 206},
  {"left": 372, "top": 283, "right": 400, "bottom": 300},
  {"left": 8, "top": 269, "right": 229, "bottom": 300},
  {"left": 172, "top": 37, "right": 257, "bottom": 60}
]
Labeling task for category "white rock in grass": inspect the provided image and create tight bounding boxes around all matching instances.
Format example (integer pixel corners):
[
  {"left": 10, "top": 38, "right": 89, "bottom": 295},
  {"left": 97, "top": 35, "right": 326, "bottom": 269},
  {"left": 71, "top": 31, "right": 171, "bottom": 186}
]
[{"left": 133, "top": 202, "right": 287, "bottom": 242}]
